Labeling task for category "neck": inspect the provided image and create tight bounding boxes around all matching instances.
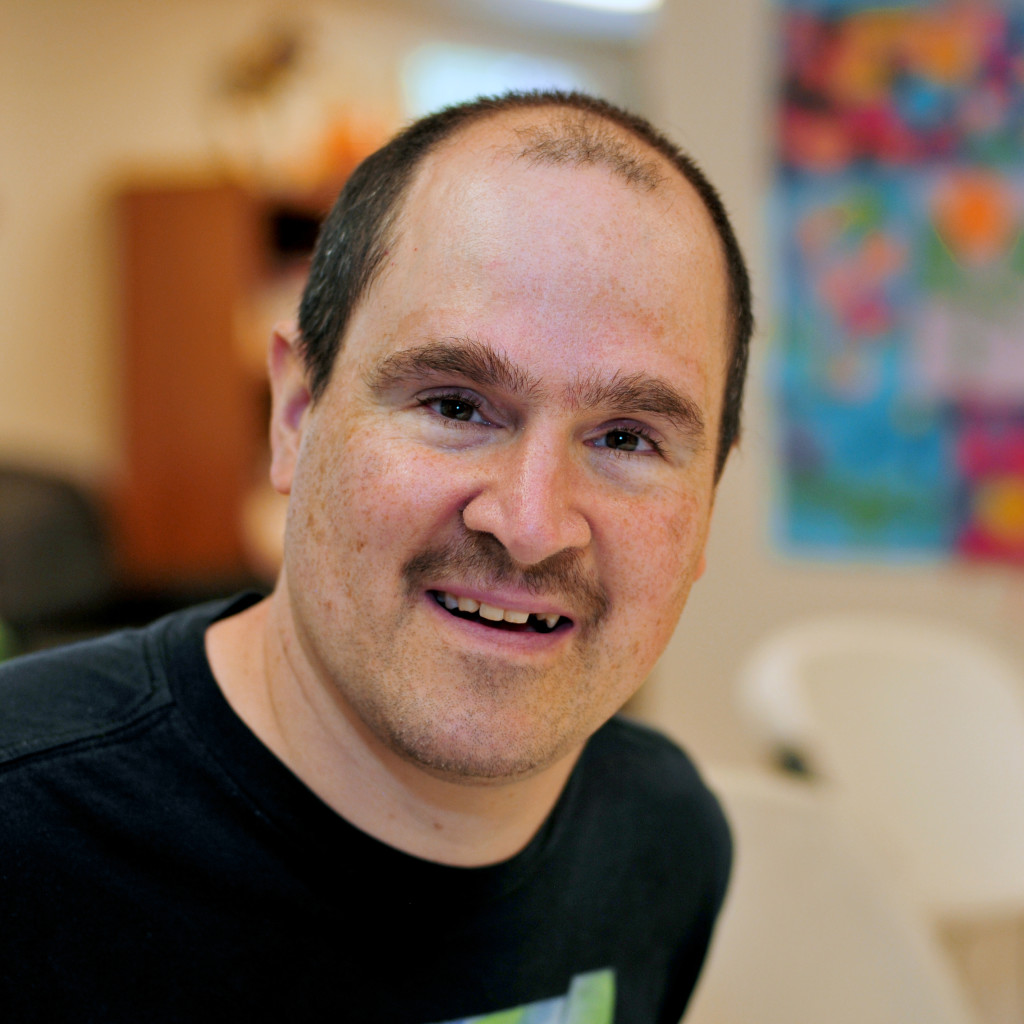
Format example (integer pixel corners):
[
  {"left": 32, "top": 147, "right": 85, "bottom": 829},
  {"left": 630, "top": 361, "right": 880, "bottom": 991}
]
[{"left": 205, "top": 592, "right": 580, "bottom": 867}]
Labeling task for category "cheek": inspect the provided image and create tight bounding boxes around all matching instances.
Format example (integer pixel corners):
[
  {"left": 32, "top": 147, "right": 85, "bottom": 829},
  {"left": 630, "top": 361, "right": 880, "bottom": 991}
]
[
  {"left": 293, "top": 417, "right": 465, "bottom": 568},
  {"left": 607, "top": 492, "right": 711, "bottom": 637}
]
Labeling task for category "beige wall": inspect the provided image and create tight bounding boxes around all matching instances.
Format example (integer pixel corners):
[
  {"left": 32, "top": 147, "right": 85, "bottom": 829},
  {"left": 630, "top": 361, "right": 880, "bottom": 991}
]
[{"left": 3, "top": 0, "right": 1023, "bottom": 765}]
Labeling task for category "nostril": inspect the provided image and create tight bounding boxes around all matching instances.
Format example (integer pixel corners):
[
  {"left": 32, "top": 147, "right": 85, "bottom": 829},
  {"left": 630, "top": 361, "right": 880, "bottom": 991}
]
[{"left": 459, "top": 475, "right": 591, "bottom": 567}]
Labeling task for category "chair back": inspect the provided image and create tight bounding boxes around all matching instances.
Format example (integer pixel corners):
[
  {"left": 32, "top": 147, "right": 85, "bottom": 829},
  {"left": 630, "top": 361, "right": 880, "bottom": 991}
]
[
  {"left": 685, "top": 770, "right": 980, "bottom": 1024},
  {"left": 738, "top": 615, "right": 1024, "bottom": 920}
]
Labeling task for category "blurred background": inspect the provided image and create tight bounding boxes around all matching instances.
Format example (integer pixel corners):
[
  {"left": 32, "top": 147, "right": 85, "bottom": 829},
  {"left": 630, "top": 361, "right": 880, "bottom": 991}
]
[{"left": 3, "top": 0, "right": 1024, "bottom": 1016}]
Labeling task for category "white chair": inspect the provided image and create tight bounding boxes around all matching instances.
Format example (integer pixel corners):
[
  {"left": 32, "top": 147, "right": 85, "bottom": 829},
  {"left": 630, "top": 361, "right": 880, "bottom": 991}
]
[
  {"left": 684, "top": 770, "right": 980, "bottom": 1024},
  {"left": 735, "top": 614, "right": 1024, "bottom": 924}
]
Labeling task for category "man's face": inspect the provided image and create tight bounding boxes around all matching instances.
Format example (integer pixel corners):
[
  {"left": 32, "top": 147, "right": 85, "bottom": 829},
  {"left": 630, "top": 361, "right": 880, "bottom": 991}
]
[{"left": 271, "top": 117, "right": 730, "bottom": 784}]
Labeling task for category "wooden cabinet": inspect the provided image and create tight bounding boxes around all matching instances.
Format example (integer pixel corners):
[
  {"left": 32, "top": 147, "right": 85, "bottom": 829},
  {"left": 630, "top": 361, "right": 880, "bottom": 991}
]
[{"left": 112, "top": 181, "right": 318, "bottom": 589}]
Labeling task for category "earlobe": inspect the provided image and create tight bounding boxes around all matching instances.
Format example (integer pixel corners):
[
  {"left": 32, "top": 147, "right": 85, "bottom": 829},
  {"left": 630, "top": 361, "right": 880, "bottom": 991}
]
[
  {"left": 695, "top": 551, "right": 708, "bottom": 581},
  {"left": 268, "top": 321, "right": 312, "bottom": 496}
]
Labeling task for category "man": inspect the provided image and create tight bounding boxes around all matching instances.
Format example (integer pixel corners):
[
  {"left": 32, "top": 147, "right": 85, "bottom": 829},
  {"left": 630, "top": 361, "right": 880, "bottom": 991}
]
[{"left": 0, "top": 91, "right": 751, "bottom": 1022}]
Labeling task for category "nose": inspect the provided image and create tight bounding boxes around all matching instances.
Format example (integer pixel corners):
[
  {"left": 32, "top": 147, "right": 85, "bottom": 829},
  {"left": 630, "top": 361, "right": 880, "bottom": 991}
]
[{"left": 460, "top": 434, "right": 592, "bottom": 566}]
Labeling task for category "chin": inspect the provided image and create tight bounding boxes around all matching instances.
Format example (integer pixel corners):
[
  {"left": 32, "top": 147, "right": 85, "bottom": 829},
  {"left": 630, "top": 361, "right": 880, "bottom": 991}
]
[{"left": 382, "top": 716, "right": 582, "bottom": 786}]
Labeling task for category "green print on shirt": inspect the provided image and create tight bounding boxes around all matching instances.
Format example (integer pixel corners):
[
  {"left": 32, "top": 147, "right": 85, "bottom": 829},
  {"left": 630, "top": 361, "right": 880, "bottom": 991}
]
[{"left": 431, "top": 969, "right": 615, "bottom": 1024}]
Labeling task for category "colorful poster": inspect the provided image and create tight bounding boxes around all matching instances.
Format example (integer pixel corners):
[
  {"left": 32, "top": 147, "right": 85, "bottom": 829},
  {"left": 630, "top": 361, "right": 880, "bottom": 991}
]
[{"left": 774, "top": 0, "right": 1024, "bottom": 564}]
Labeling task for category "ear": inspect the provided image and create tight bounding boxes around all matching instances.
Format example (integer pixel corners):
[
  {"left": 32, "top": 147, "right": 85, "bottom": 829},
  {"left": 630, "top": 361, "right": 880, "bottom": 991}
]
[
  {"left": 268, "top": 321, "right": 313, "bottom": 496},
  {"left": 694, "top": 550, "right": 708, "bottom": 582},
  {"left": 693, "top": 483, "right": 721, "bottom": 583}
]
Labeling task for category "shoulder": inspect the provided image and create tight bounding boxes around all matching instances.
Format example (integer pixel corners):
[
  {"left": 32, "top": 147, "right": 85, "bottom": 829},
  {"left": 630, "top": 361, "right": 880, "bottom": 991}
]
[
  {"left": 0, "top": 628, "right": 164, "bottom": 766},
  {"left": 0, "top": 597, "right": 244, "bottom": 768},
  {"left": 579, "top": 716, "right": 732, "bottom": 867},
  {"left": 586, "top": 715, "right": 721, "bottom": 801}
]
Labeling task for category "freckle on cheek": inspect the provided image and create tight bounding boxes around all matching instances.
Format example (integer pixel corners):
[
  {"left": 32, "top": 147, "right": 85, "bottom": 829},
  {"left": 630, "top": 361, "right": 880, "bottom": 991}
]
[{"left": 304, "top": 508, "right": 324, "bottom": 546}]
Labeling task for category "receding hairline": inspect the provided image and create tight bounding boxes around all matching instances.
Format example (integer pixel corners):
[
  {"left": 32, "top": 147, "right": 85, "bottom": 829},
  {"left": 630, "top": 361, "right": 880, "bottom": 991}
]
[
  {"left": 503, "top": 107, "right": 667, "bottom": 191},
  {"left": 408, "top": 104, "right": 679, "bottom": 202}
]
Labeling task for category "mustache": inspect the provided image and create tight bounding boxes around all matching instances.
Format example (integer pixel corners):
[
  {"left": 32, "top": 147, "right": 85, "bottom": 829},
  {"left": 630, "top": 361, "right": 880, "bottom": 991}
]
[{"left": 402, "top": 531, "right": 609, "bottom": 631}]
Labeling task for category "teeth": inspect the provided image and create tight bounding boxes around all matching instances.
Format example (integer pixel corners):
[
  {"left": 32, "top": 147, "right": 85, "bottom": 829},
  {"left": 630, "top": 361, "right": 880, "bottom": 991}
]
[{"left": 438, "top": 591, "right": 560, "bottom": 628}]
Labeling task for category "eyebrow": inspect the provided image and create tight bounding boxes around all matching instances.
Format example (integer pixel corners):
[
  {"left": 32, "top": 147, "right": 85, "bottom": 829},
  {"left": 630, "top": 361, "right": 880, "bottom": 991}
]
[
  {"left": 567, "top": 370, "right": 707, "bottom": 444},
  {"left": 366, "top": 338, "right": 540, "bottom": 398},
  {"left": 366, "top": 336, "right": 706, "bottom": 444}
]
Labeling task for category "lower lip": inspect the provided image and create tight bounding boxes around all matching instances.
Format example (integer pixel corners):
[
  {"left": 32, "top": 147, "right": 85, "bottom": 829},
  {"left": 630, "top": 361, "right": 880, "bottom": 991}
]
[{"left": 422, "top": 592, "right": 573, "bottom": 652}]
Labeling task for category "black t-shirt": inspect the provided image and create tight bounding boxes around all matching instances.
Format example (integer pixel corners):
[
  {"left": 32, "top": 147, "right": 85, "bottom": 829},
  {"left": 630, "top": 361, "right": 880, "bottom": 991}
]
[{"left": 0, "top": 595, "right": 731, "bottom": 1023}]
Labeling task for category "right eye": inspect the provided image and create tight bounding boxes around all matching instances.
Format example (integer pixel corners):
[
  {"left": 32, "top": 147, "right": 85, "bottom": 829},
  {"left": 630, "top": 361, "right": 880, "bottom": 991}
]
[
  {"left": 435, "top": 396, "right": 478, "bottom": 421},
  {"left": 418, "top": 392, "right": 488, "bottom": 425}
]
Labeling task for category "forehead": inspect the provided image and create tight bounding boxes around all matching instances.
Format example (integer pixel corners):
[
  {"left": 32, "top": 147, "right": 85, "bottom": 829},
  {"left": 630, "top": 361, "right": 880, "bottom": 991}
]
[
  {"left": 339, "top": 112, "right": 730, "bottom": 406},
  {"left": 402, "top": 112, "right": 724, "bottom": 275}
]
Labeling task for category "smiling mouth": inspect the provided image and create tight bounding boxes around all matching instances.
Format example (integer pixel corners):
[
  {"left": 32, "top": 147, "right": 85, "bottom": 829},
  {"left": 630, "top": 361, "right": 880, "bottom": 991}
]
[{"left": 430, "top": 590, "right": 569, "bottom": 634}]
